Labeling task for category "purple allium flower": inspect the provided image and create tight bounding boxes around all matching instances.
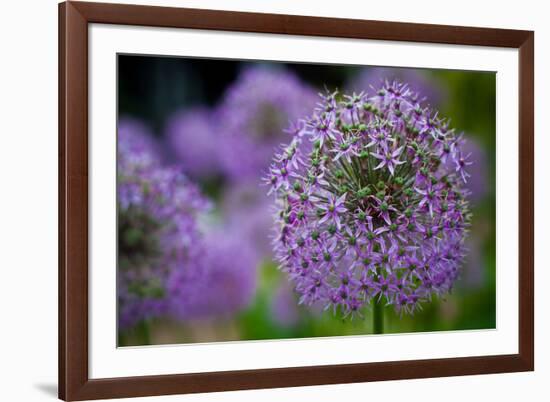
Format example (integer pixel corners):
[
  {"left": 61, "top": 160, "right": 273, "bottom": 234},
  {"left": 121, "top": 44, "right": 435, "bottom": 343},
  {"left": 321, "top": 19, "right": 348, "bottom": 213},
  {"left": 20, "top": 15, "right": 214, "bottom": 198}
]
[
  {"left": 165, "top": 107, "right": 223, "bottom": 179},
  {"left": 265, "top": 82, "right": 472, "bottom": 317},
  {"left": 117, "top": 119, "right": 210, "bottom": 330},
  {"left": 169, "top": 230, "right": 258, "bottom": 319},
  {"left": 216, "top": 66, "right": 317, "bottom": 181}
]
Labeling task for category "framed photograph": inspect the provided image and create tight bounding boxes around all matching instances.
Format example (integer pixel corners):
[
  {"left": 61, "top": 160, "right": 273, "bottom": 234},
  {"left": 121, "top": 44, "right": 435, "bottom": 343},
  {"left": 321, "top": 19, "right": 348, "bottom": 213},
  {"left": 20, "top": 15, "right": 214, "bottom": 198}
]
[{"left": 59, "top": 1, "right": 534, "bottom": 400}]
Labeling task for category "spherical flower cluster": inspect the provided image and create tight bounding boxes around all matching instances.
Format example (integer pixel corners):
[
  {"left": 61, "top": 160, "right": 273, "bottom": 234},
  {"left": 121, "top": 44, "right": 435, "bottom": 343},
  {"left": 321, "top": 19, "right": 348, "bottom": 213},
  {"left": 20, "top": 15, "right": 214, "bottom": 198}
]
[
  {"left": 264, "top": 82, "right": 472, "bottom": 317},
  {"left": 216, "top": 66, "right": 318, "bottom": 180},
  {"left": 117, "top": 118, "right": 210, "bottom": 330}
]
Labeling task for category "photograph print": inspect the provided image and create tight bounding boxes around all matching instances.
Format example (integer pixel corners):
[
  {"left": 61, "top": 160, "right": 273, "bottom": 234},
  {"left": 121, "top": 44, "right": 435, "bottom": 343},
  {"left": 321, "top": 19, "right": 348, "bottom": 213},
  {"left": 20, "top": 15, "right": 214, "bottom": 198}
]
[{"left": 117, "top": 55, "right": 496, "bottom": 347}]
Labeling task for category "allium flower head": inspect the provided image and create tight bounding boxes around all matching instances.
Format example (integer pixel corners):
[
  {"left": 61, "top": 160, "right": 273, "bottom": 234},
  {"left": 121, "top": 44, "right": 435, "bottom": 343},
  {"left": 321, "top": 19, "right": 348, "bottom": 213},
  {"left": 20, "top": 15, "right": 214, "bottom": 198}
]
[
  {"left": 216, "top": 66, "right": 317, "bottom": 180},
  {"left": 117, "top": 119, "right": 210, "bottom": 330},
  {"left": 265, "top": 82, "right": 472, "bottom": 317}
]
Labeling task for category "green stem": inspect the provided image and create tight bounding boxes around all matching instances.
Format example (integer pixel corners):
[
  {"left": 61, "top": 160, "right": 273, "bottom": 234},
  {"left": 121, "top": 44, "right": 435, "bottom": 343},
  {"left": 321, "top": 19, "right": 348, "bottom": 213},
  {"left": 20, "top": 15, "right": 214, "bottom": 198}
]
[{"left": 373, "top": 301, "right": 384, "bottom": 334}]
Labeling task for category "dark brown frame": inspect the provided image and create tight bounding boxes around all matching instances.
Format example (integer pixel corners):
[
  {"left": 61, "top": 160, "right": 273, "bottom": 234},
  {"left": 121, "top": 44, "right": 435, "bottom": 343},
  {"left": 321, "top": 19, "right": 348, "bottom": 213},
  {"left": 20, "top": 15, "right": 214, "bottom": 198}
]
[{"left": 59, "top": 1, "right": 534, "bottom": 400}]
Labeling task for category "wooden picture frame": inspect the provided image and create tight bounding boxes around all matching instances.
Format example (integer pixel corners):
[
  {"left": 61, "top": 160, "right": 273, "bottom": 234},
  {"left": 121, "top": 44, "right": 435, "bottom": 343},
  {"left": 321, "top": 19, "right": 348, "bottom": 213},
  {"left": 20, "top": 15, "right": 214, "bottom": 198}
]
[{"left": 59, "top": 1, "right": 534, "bottom": 400}]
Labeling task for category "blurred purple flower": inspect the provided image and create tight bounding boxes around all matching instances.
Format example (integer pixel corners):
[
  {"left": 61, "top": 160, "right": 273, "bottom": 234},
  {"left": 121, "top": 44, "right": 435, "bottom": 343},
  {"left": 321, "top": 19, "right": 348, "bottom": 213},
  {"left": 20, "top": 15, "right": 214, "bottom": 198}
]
[
  {"left": 461, "top": 237, "right": 485, "bottom": 288},
  {"left": 118, "top": 117, "right": 163, "bottom": 172},
  {"left": 221, "top": 181, "right": 277, "bottom": 259},
  {"left": 165, "top": 107, "right": 223, "bottom": 179},
  {"left": 265, "top": 82, "right": 472, "bottom": 318},
  {"left": 271, "top": 282, "right": 300, "bottom": 327},
  {"left": 169, "top": 230, "right": 258, "bottom": 319},
  {"left": 117, "top": 118, "right": 211, "bottom": 330},
  {"left": 216, "top": 66, "right": 317, "bottom": 181}
]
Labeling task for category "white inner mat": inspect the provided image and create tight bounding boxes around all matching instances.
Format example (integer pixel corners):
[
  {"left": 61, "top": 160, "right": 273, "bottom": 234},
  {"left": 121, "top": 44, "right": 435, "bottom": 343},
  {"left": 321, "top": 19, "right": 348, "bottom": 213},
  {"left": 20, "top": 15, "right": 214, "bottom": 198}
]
[{"left": 89, "top": 23, "right": 519, "bottom": 379}]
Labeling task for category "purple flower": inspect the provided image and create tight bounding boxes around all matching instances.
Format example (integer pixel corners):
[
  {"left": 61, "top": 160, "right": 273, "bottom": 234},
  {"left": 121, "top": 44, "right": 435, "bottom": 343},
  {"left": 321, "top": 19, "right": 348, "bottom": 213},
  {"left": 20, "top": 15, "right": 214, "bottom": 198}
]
[
  {"left": 164, "top": 107, "right": 223, "bottom": 179},
  {"left": 455, "top": 150, "right": 473, "bottom": 182},
  {"left": 169, "top": 230, "right": 258, "bottom": 319},
  {"left": 318, "top": 193, "right": 347, "bottom": 228},
  {"left": 215, "top": 66, "right": 317, "bottom": 181},
  {"left": 305, "top": 113, "right": 338, "bottom": 147},
  {"left": 117, "top": 119, "right": 211, "bottom": 330},
  {"left": 265, "top": 82, "right": 472, "bottom": 318},
  {"left": 371, "top": 145, "right": 405, "bottom": 175}
]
